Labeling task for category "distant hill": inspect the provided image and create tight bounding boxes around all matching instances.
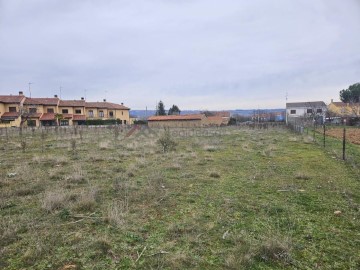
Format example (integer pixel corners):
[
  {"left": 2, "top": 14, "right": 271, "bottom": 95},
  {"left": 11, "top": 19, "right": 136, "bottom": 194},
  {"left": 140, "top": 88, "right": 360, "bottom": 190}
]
[{"left": 130, "top": 109, "right": 285, "bottom": 119}]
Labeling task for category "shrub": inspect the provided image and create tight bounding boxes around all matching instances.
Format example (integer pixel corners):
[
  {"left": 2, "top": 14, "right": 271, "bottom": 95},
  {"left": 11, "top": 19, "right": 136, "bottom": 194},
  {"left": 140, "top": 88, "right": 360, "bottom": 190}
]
[
  {"left": 85, "top": 119, "right": 118, "bottom": 125},
  {"left": 157, "top": 129, "right": 177, "bottom": 153}
]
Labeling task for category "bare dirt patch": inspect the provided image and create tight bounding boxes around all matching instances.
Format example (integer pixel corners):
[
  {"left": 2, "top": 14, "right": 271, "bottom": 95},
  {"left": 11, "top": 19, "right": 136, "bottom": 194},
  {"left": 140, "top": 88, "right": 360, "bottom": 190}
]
[{"left": 325, "top": 128, "right": 360, "bottom": 145}]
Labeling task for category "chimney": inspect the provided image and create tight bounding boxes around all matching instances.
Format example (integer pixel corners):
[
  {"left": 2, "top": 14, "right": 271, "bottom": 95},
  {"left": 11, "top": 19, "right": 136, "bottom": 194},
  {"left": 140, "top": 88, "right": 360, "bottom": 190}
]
[
  {"left": 81, "top": 97, "right": 84, "bottom": 100},
  {"left": 19, "top": 91, "right": 24, "bottom": 95},
  {"left": 121, "top": 102, "right": 124, "bottom": 105},
  {"left": 103, "top": 99, "right": 106, "bottom": 102},
  {"left": 54, "top": 94, "right": 58, "bottom": 98}
]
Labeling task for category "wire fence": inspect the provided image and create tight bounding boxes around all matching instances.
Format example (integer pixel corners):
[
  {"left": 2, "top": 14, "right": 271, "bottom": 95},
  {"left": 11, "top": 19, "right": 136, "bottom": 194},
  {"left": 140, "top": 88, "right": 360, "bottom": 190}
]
[{"left": 288, "top": 122, "right": 360, "bottom": 174}]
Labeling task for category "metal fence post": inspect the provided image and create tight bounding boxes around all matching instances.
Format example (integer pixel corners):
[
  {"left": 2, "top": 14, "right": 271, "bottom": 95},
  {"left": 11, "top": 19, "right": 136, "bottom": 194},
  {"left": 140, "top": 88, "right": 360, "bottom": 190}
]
[
  {"left": 313, "top": 122, "right": 316, "bottom": 141},
  {"left": 343, "top": 127, "right": 346, "bottom": 160}
]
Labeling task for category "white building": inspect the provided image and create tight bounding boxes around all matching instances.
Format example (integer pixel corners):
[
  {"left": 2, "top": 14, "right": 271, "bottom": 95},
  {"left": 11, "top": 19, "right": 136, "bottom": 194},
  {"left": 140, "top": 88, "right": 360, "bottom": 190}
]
[{"left": 286, "top": 101, "right": 327, "bottom": 124}]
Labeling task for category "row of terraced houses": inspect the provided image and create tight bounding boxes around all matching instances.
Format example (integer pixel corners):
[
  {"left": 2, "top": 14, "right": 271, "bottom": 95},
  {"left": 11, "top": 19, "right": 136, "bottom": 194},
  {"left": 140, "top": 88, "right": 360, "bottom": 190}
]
[{"left": 0, "top": 91, "right": 130, "bottom": 128}]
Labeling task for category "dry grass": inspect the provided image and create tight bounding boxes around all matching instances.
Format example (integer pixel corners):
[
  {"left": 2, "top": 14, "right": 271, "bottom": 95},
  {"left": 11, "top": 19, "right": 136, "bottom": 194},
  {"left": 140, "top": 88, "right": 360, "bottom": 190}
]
[
  {"left": 42, "top": 190, "right": 70, "bottom": 212},
  {"left": 99, "top": 141, "right": 111, "bottom": 150},
  {"left": 294, "top": 172, "right": 311, "bottom": 180},
  {"left": 105, "top": 201, "right": 128, "bottom": 227},
  {"left": 73, "top": 187, "right": 99, "bottom": 212},
  {"left": 1, "top": 126, "right": 360, "bottom": 269},
  {"left": 0, "top": 218, "right": 20, "bottom": 247},
  {"left": 203, "top": 144, "right": 218, "bottom": 152},
  {"left": 66, "top": 166, "right": 86, "bottom": 184}
]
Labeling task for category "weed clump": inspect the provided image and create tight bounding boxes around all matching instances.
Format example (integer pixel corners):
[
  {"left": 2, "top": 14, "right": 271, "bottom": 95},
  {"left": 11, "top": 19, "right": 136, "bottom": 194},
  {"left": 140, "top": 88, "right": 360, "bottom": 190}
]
[
  {"left": 209, "top": 171, "right": 221, "bottom": 178},
  {"left": 105, "top": 201, "right": 128, "bottom": 227},
  {"left": 42, "top": 191, "right": 69, "bottom": 212},
  {"left": 74, "top": 188, "right": 99, "bottom": 212},
  {"left": 256, "top": 237, "right": 293, "bottom": 265},
  {"left": 295, "top": 172, "right": 311, "bottom": 180},
  {"left": 20, "top": 141, "right": 26, "bottom": 153},
  {"left": 70, "top": 139, "right": 76, "bottom": 152},
  {"left": 157, "top": 129, "right": 177, "bottom": 153}
]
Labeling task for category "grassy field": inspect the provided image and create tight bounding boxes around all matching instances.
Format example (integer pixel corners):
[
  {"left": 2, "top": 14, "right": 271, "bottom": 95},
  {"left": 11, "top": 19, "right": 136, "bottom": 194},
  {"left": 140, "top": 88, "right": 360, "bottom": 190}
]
[{"left": 0, "top": 126, "right": 359, "bottom": 269}]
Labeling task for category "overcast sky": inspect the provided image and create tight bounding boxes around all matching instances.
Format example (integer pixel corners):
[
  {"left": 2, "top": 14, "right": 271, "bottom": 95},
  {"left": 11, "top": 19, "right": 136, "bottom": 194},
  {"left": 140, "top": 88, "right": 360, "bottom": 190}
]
[{"left": 0, "top": 0, "right": 359, "bottom": 110}]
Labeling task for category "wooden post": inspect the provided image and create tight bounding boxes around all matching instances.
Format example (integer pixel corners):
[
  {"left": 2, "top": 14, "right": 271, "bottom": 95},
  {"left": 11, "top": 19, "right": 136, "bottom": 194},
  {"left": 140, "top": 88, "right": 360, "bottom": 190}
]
[
  {"left": 343, "top": 127, "right": 346, "bottom": 160},
  {"left": 323, "top": 124, "right": 326, "bottom": 148}
]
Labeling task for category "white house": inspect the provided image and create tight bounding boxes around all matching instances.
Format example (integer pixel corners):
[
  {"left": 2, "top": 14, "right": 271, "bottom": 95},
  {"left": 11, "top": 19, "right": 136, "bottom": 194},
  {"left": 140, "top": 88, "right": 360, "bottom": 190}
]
[{"left": 286, "top": 101, "right": 327, "bottom": 124}]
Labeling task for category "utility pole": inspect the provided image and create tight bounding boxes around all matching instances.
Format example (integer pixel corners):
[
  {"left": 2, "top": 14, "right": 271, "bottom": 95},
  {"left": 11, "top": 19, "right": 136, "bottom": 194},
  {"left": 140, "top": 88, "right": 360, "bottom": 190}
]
[{"left": 28, "top": 82, "right": 33, "bottom": 98}]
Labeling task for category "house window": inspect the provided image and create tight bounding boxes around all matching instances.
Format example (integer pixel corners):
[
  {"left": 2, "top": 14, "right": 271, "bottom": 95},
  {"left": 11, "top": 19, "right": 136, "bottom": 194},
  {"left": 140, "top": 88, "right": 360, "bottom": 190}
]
[
  {"left": 27, "top": 120, "right": 36, "bottom": 127},
  {"left": 99, "top": 110, "right": 104, "bottom": 117},
  {"left": 9, "top": 107, "right": 17, "bottom": 112},
  {"left": 109, "top": 111, "right": 114, "bottom": 118},
  {"left": 307, "top": 109, "right": 313, "bottom": 114},
  {"left": 60, "top": 120, "right": 69, "bottom": 126},
  {"left": 290, "top": 110, "right": 296, "bottom": 114},
  {"left": 122, "top": 111, "right": 123, "bottom": 115},
  {"left": 62, "top": 109, "right": 68, "bottom": 114},
  {"left": 47, "top": 108, "right": 54, "bottom": 113},
  {"left": 75, "top": 109, "right": 81, "bottom": 114},
  {"left": 88, "top": 110, "right": 94, "bottom": 117},
  {"left": 316, "top": 109, "right": 322, "bottom": 113},
  {"left": 124, "top": 120, "right": 127, "bottom": 124},
  {"left": 29, "top": 108, "right": 37, "bottom": 114}
]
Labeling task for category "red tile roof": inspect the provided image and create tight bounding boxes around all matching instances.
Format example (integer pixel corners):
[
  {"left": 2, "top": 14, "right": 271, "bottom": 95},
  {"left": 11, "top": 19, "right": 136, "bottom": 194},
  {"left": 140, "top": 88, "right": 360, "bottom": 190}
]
[
  {"left": 59, "top": 100, "right": 85, "bottom": 107},
  {"left": 40, "top": 113, "right": 55, "bottom": 121},
  {"left": 23, "top": 97, "right": 59, "bottom": 106},
  {"left": 73, "top": 115, "right": 86, "bottom": 121},
  {"left": 148, "top": 114, "right": 205, "bottom": 121},
  {"left": 0, "top": 95, "right": 25, "bottom": 104},
  {"left": 1, "top": 112, "right": 20, "bottom": 120},
  {"left": 26, "top": 113, "right": 42, "bottom": 118},
  {"left": 214, "top": 111, "right": 230, "bottom": 118},
  {"left": 85, "top": 102, "right": 129, "bottom": 110}
]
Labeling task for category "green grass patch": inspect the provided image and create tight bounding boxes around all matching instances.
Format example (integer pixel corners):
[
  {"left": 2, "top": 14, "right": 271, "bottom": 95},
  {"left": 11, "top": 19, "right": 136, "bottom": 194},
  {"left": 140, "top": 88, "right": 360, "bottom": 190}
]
[{"left": 0, "top": 126, "right": 359, "bottom": 269}]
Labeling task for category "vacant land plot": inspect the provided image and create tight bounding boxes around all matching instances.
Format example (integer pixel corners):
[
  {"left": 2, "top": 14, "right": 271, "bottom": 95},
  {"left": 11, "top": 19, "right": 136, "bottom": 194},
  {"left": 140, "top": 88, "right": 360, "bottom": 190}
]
[
  {"left": 0, "top": 126, "right": 359, "bottom": 269},
  {"left": 325, "top": 127, "right": 360, "bottom": 145}
]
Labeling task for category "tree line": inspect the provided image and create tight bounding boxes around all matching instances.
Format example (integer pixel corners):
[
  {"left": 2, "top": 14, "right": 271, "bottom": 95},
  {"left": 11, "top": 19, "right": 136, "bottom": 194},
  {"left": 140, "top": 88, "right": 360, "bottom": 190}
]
[{"left": 156, "top": 101, "right": 181, "bottom": 116}]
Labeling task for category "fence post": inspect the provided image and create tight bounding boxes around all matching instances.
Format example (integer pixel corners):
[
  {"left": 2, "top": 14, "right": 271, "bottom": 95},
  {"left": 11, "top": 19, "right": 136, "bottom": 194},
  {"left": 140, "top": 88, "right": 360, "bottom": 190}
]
[
  {"left": 323, "top": 124, "right": 326, "bottom": 148},
  {"left": 343, "top": 127, "right": 346, "bottom": 160},
  {"left": 313, "top": 122, "right": 316, "bottom": 141}
]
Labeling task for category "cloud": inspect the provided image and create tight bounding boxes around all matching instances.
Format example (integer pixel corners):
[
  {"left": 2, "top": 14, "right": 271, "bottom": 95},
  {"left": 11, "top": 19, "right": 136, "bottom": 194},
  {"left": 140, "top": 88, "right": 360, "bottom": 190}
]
[{"left": 1, "top": 0, "right": 360, "bottom": 109}]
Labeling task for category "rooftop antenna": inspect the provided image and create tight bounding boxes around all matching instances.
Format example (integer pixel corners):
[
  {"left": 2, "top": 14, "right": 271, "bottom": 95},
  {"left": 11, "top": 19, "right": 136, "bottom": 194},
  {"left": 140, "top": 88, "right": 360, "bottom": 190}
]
[
  {"left": 84, "top": 89, "right": 87, "bottom": 100},
  {"left": 28, "top": 82, "right": 33, "bottom": 98},
  {"left": 59, "top": 86, "right": 62, "bottom": 99},
  {"left": 286, "top": 92, "right": 288, "bottom": 102},
  {"left": 105, "top": 90, "right": 108, "bottom": 101}
]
